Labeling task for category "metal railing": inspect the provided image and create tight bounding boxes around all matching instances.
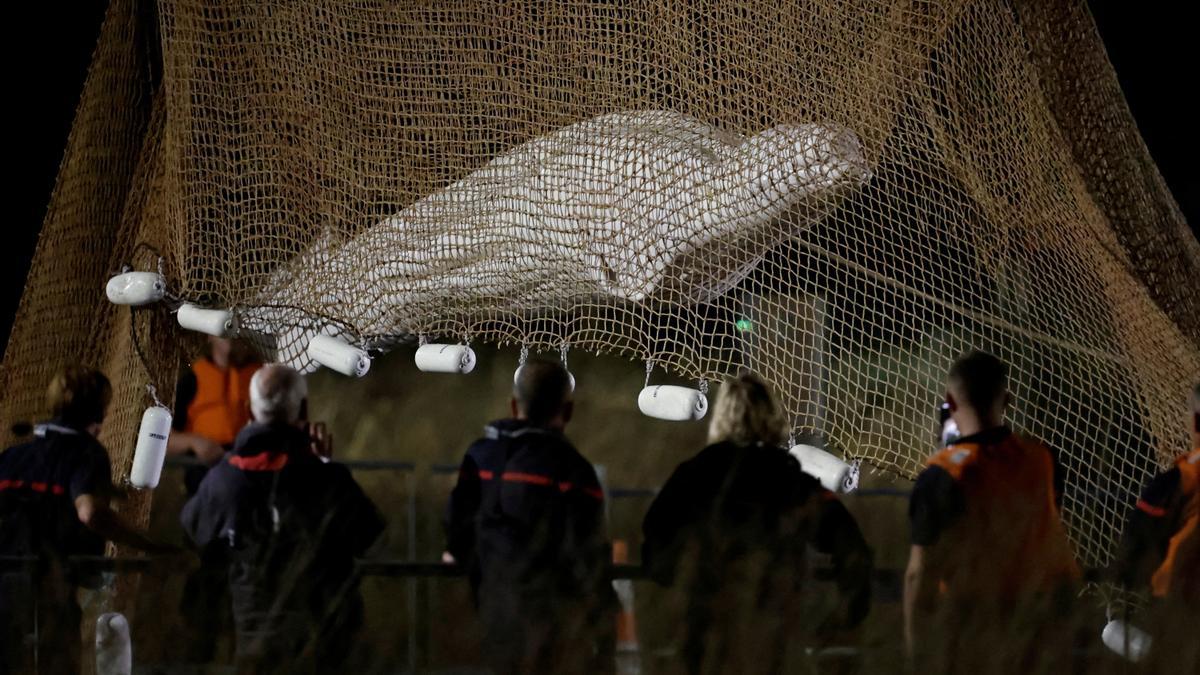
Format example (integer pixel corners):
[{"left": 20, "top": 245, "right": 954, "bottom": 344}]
[{"left": 140, "top": 456, "right": 917, "bottom": 669}]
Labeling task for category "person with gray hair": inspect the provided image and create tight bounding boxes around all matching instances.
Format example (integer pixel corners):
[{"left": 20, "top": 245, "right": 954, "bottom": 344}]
[
  {"left": 249, "top": 364, "right": 307, "bottom": 424},
  {"left": 182, "top": 364, "right": 383, "bottom": 673}
]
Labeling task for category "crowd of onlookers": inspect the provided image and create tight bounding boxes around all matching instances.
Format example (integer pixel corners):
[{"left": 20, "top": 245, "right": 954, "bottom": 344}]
[{"left": 1, "top": 338, "right": 1196, "bottom": 673}]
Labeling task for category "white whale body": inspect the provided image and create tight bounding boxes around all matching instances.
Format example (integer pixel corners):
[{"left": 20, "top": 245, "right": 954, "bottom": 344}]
[{"left": 240, "top": 110, "right": 869, "bottom": 371}]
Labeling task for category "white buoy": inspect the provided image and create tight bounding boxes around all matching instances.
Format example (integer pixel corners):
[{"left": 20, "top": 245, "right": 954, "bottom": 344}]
[
  {"left": 105, "top": 272, "right": 165, "bottom": 306},
  {"left": 1101, "top": 619, "right": 1152, "bottom": 663},
  {"left": 638, "top": 385, "right": 707, "bottom": 421},
  {"left": 307, "top": 334, "right": 371, "bottom": 377},
  {"left": 129, "top": 406, "right": 171, "bottom": 489},
  {"left": 415, "top": 343, "right": 476, "bottom": 374},
  {"left": 789, "top": 444, "right": 854, "bottom": 493},
  {"left": 514, "top": 364, "right": 576, "bottom": 391},
  {"left": 95, "top": 612, "right": 132, "bottom": 675},
  {"left": 176, "top": 304, "right": 232, "bottom": 337}
]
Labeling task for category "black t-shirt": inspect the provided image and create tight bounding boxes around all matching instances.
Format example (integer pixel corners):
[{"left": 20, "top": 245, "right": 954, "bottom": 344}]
[{"left": 0, "top": 422, "right": 113, "bottom": 559}]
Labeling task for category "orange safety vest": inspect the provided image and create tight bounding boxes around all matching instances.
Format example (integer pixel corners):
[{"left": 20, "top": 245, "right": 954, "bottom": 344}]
[
  {"left": 185, "top": 358, "right": 261, "bottom": 447},
  {"left": 925, "top": 433, "right": 1080, "bottom": 606},
  {"left": 1150, "top": 448, "right": 1200, "bottom": 599}
]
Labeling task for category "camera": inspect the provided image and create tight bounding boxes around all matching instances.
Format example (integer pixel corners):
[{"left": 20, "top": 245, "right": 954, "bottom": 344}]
[{"left": 938, "top": 401, "right": 960, "bottom": 447}]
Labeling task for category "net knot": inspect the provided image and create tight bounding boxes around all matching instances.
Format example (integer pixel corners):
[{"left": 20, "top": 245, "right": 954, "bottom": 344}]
[{"left": 146, "top": 384, "right": 165, "bottom": 409}]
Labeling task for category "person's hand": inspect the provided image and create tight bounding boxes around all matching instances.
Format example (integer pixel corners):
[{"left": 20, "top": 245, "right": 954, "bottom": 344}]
[
  {"left": 441, "top": 551, "right": 457, "bottom": 565},
  {"left": 190, "top": 435, "right": 226, "bottom": 465},
  {"left": 309, "top": 421, "right": 333, "bottom": 460}
]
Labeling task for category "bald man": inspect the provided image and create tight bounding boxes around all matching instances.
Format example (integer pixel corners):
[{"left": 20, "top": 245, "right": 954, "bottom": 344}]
[
  {"left": 444, "top": 359, "right": 614, "bottom": 675},
  {"left": 903, "top": 351, "right": 1080, "bottom": 673}
]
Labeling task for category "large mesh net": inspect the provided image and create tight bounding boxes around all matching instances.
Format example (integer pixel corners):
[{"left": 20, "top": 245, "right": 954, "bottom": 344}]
[{"left": 2, "top": 0, "right": 1197, "bottom": 569}]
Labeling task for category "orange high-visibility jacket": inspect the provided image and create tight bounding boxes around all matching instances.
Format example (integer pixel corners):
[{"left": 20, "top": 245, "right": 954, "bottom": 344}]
[
  {"left": 185, "top": 358, "right": 261, "bottom": 447},
  {"left": 924, "top": 432, "right": 1080, "bottom": 604},
  {"left": 1150, "top": 448, "right": 1200, "bottom": 599}
]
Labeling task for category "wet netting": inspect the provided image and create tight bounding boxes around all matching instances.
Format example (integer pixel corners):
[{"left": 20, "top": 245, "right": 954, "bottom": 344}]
[{"left": 2, "top": 0, "right": 1197, "bottom": 568}]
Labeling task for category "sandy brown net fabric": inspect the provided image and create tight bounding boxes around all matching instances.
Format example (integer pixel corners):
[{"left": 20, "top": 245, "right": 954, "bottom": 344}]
[{"left": 2, "top": 0, "right": 1197, "bottom": 568}]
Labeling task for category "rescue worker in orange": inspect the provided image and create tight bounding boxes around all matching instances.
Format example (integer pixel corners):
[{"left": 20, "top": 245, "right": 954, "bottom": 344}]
[
  {"left": 903, "top": 350, "right": 1080, "bottom": 674},
  {"left": 168, "top": 336, "right": 262, "bottom": 479},
  {"left": 1114, "top": 382, "right": 1200, "bottom": 667},
  {"left": 167, "top": 335, "right": 262, "bottom": 664}
]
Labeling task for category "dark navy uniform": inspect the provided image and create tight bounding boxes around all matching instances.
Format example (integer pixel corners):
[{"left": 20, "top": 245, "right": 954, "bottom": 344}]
[
  {"left": 445, "top": 419, "right": 613, "bottom": 675},
  {"left": 1114, "top": 447, "right": 1200, "bottom": 671},
  {"left": 642, "top": 441, "right": 868, "bottom": 675},
  {"left": 0, "top": 421, "right": 114, "bottom": 673},
  {"left": 181, "top": 422, "right": 384, "bottom": 673},
  {"left": 1117, "top": 447, "right": 1199, "bottom": 601}
]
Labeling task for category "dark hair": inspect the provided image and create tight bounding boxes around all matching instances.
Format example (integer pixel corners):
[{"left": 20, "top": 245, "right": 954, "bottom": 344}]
[
  {"left": 513, "top": 359, "right": 572, "bottom": 425},
  {"left": 947, "top": 350, "right": 1008, "bottom": 412},
  {"left": 46, "top": 366, "right": 112, "bottom": 427}
]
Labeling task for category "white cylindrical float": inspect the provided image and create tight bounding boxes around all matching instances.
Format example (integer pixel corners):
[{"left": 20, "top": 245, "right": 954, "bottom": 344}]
[
  {"left": 95, "top": 612, "right": 132, "bottom": 675},
  {"left": 105, "top": 272, "right": 165, "bottom": 306},
  {"left": 638, "top": 385, "right": 707, "bottom": 421},
  {"left": 307, "top": 334, "right": 371, "bottom": 377},
  {"left": 129, "top": 406, "right": 171, "bottom": 489},
  {"left": 416, "top": 343, "right": 476, "bottom": 374},
  {"left": 789, "top": 444, "right": 854, "bottom": 493},
  {"left": 176, "top": 304, "right": 232, "bottom": 337},
  {"left": 1101, "top": 619, "right": 1152, "bottom": 663}
]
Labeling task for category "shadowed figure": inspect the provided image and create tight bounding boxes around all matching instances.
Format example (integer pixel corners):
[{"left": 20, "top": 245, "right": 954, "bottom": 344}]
[
  {"left": 182, "top": 364, "right": 384, "bottom": 674},
  {"left": 642, "top": 372, "right": 872, "bottom": 675},
  {"left": 444, "top": 359, "right": 616, "bottom": 675}
]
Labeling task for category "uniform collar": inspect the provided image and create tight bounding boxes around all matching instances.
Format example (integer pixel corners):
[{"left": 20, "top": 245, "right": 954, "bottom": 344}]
[
  {"left": 483, "top": 418, "right": 563, "bottom": 440},
  {"left": 33, "top": 418, "right": 89, "bottom": 437}
]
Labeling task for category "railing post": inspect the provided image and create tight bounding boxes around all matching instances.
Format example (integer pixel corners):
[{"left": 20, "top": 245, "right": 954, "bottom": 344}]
[{"left": 407, "top": 469, "right": 418, "bottom": 673}]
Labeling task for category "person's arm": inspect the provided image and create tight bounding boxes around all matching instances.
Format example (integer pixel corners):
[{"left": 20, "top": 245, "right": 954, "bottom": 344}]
[
  {"left": 180, "top": 466, "right": 232, "bottom": 549},
  {"left": 1113, "top": 467, "right": 1180, "bottom": 589},
  {"left": 812, "top": 493, "right": 873, "bottom": 630},
  {"left": 444, "top": 452, "right": 482, "bottom": 565},
  {"left": 566, "top": 461, "right": 612, "bottom": 600},
  {"left": 904, "top": 544, "right": 939, "bottom": 658},
  {"left": 904, "top": 465, "right": 963, "bottom": 660},
  {"left": 167, "top": 431, "right": 226, "bottom": 464},
  {"left": 74, "top": 494, "right": 173, "bottom": 552},
  {"left": 68, "top": 443, "right": 173, "bottom": 553},
  {"left": 641, "top": 459, "right": 700, "bottom": 586}
]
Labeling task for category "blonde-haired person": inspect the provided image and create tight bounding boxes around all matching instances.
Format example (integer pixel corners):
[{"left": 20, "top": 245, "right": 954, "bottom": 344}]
[{"left": 642, "top": 372, "right": 872, "bottom": 675}]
